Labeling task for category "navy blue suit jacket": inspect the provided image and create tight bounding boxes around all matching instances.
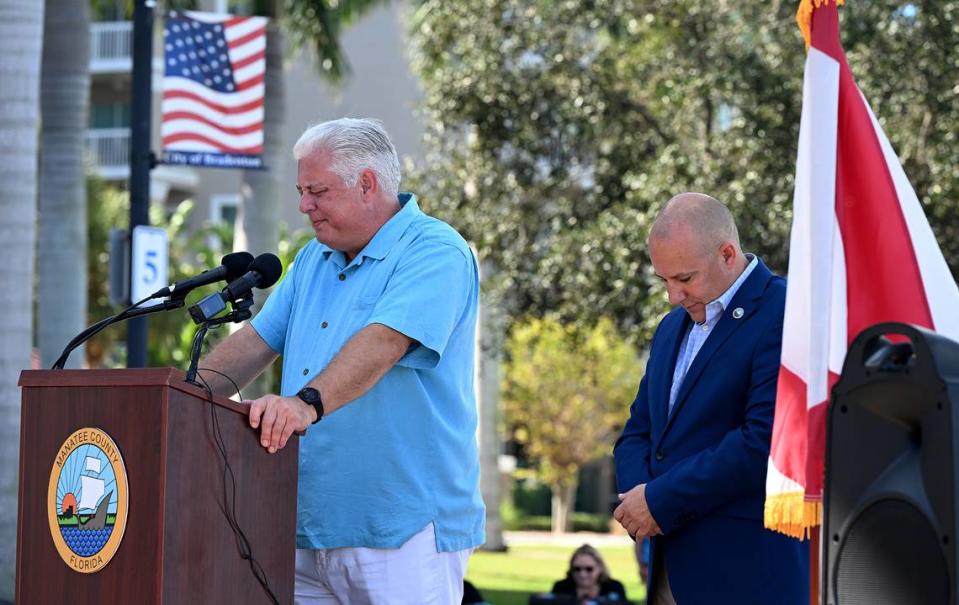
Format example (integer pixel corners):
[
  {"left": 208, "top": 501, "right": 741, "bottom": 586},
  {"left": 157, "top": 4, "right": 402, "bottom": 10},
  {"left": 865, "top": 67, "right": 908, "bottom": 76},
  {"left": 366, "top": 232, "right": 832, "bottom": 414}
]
[{"left": 614, "top": 258, "right": 808, "bottom": 605}]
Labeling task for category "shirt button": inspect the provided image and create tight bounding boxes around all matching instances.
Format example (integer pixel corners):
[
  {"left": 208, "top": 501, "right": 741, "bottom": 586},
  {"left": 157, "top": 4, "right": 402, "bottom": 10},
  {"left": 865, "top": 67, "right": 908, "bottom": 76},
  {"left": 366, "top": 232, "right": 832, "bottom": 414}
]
[
  {"left": 302, "top": 368, "right": 309, "bottom": 376},
  {"left": 702, "top": 325, "right": 709, "bottom": 332},
  {"left": 321, "top": 321, "right": 328, "bottom": 329},
  {"left": 338, "top": 273, "right": 346, "bottom": 281},
  {"left": 655, "top": 450, "right": 664, "bottom": 461}
]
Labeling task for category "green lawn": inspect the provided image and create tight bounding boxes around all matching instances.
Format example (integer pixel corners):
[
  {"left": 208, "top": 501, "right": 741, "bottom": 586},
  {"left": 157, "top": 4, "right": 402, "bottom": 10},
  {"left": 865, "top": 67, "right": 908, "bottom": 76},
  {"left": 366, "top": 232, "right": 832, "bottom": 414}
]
[{"left": 466, "top": 543, "right": 647, "bottom": 605}]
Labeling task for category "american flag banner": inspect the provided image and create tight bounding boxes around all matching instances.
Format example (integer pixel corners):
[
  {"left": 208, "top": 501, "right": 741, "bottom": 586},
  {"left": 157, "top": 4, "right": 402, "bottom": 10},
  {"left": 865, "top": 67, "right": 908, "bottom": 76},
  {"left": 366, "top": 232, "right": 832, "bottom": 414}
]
[
  {"left": 764, "top": 0, "right": 959, "bottom": 539},
  {"left": 161, "top": 11, "right": 267, "bottom": 169}
]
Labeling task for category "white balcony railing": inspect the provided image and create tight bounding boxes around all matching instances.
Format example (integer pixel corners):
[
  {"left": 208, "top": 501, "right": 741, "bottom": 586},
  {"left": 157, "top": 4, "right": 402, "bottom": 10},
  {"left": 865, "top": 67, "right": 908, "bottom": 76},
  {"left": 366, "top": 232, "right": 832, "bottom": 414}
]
[
  {"left": 85, "top": 128, "right": 130, "bottom": 180},
  {"left": 90, "top": 21, "right": 132, "bottom": 73}
]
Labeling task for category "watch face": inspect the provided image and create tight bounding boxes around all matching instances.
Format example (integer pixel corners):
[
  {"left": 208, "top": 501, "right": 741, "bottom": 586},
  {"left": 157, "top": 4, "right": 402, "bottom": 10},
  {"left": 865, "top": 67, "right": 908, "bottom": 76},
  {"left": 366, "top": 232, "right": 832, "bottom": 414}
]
[{"left": 298, "top": 387, "right": 320, "bottom": 404}]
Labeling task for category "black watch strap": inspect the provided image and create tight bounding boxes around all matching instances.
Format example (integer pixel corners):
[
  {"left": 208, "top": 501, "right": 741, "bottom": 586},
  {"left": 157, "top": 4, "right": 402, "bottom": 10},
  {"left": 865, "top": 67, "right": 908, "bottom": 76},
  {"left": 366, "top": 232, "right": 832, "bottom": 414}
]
[{"left": 296, "top": 387, "right": 324, "bottom": 423}]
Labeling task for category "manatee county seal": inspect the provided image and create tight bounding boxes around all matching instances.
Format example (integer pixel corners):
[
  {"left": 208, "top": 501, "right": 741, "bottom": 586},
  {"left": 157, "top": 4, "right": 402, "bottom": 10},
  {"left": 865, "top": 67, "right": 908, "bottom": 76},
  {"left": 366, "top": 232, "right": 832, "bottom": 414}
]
[{"left": 47, "top": 427, "right": 129, "bottom": 573}]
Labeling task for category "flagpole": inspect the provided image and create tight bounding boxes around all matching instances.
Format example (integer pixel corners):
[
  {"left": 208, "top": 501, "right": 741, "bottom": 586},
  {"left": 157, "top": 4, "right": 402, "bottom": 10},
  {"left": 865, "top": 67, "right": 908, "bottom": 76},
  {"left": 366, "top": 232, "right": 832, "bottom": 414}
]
[{"left": 127, "top": 0, "right": 155, "bottom": 367}]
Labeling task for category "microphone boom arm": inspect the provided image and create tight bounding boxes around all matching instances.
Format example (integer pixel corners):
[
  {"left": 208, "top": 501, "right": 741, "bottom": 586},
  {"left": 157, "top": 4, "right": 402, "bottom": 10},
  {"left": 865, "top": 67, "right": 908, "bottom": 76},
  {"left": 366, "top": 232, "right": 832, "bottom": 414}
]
[{"left": 51, "top": 298, "right": 186, "bottom": 370}]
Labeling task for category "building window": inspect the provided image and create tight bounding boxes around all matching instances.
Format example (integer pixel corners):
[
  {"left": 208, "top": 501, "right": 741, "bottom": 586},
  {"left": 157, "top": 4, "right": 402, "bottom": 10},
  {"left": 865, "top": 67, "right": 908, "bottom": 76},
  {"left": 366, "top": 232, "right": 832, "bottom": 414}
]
[
  {"left": 90, "top": 102, "right": 131, "bottom": 129},
  {"left": 210, "top": 194, "right": 240, "bottom": 227},
  {"left": 208, "top": 194, "right": 240, "bottom": 251}
]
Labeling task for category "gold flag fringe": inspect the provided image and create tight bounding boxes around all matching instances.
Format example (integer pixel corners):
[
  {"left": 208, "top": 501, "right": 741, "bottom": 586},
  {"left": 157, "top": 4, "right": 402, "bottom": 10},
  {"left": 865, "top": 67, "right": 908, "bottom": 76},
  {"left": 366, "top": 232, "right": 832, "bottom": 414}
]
[
  {"left": 796, "top": 0, "right": 845, "bottom": 48},
  {"left": 764, "top": 492, "right": 822, "bottom": 540}
]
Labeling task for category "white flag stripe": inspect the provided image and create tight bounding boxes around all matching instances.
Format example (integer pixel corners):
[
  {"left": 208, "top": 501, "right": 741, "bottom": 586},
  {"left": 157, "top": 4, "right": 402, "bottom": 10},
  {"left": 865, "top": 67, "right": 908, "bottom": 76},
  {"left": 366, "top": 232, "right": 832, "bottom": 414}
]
[
  {"left": 233, "top": 59, "right": 266, "bottom": 84},
  {"left": 766, "top": 458, "right": 805, "bottom": 495},
  {"left": 183, "top": 10, "right": 229, "bottom": 23},
  {"left": 859, "top": 95, "right": 959, "bottom": 342},
  {"left": 781, "top": 47, "right": 841, "bottom": 410},
  {"left": 224, "top": 16, "right": 267, "bottom": 42},
  {"left": 228, "top": 36, "right": 266, "bottom": 64},
  {"left": 828, "top": 230, "right": 848, "bottom": 377},
  {"left": 162, "top": 119, "right": 264, "bottom": 148},
  {"left": 164, "top": 76, "right": 264, "bottom": 107},
  {"left": 161, "top": 98, "right": 263, "bottom": 127}
]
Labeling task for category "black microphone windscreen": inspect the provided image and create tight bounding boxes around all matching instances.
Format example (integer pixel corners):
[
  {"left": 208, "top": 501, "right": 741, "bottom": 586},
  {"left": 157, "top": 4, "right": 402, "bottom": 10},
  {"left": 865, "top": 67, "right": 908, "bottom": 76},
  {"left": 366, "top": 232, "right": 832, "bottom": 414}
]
[
  {"left": 250, "top": 253, "right": 283, "bottom": 289},
  {"left": 222, "top": 251, "right": 255, "bottom": 280}
]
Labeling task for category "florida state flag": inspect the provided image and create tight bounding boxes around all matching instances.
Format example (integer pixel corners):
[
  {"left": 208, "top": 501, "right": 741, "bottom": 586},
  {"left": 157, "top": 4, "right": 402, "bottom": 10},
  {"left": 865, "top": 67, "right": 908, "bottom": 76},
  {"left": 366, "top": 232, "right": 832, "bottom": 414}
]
[{"left": 764, "top": 0, "right": 959, "bottom": 539}]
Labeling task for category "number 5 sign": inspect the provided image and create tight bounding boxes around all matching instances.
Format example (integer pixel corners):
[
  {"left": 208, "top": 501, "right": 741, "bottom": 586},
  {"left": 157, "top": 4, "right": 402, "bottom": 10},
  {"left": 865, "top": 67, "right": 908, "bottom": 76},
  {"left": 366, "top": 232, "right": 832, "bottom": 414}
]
[{"left": 131, "top": 225, "right": 169, "bottom": 305}]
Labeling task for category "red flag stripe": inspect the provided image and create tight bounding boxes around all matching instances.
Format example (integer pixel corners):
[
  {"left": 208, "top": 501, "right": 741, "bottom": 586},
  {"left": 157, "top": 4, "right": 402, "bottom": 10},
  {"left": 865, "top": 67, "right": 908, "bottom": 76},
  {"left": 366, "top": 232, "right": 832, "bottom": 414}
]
[
  {"left": 236, "top": 74, "right": 265, "bottom": 91},
  {"left": 769, "top": 366, "right": 811, "bottom": 488},
  {"left": 162, "top": 90, "right": 263, "bottom": 115},
  {"left": 161, "top": 112, "right": 263, "bottom": 136},
  {"left": 162, "top": 133, "right": 263, "bottom": 155},
  {"left": 809, "top": 3, "right": 843, "bottom": 62},
  {"left": 834, "top": 63, "right": 934, "bottom": 339},
  {"left": 232, "top": 49, "right": 265, "bottom": 71},
  {"left": 228, "top": 26, "right": 266, "bottom": 51}
]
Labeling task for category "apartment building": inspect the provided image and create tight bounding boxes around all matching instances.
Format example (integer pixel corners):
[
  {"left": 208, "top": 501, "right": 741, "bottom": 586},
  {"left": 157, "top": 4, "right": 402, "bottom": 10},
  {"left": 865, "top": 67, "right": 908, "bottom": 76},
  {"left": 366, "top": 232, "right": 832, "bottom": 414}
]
[{"left": 86, "top": 1, "right": 425, "bottom": 235}]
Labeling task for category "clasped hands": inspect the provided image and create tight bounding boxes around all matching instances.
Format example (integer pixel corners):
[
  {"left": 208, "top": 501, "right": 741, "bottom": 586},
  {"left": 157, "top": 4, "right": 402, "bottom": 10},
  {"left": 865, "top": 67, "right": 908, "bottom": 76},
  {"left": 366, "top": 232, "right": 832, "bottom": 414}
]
[
  {"left": 247, "top": 393, "right": 316, "bottom": 454},
  {"left": 613, "top": 483, "right": 662, "bottom": 540}
]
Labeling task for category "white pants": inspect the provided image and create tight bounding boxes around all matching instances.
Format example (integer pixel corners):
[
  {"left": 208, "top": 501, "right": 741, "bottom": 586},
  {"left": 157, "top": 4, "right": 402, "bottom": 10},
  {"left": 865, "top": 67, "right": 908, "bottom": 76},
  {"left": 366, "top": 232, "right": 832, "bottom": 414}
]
[{"left": 294, "top": 523, "right": 471, "bottom": 605}]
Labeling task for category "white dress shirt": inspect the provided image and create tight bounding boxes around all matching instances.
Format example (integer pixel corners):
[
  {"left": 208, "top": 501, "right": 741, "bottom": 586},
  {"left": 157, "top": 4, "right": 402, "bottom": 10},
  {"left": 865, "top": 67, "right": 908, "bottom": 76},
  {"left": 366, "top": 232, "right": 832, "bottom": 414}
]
[{"left": 667, "top": 255, "right": 759, "bottom": 414}]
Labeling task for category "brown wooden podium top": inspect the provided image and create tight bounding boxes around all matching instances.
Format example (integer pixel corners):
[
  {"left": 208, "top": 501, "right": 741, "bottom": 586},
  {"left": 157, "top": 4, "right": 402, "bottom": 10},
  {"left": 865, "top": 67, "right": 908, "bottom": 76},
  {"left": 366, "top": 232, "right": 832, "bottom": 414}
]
[{"left": 19, "top": 367, "right": 250, "bottom": 417}]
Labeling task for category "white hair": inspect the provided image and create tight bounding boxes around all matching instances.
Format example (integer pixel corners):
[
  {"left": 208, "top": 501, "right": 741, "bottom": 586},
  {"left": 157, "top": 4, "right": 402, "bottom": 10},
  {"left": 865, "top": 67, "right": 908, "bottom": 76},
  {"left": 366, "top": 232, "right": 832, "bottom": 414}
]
[{"left": 293, "top": 118, "right": 402, "bottom": 198}]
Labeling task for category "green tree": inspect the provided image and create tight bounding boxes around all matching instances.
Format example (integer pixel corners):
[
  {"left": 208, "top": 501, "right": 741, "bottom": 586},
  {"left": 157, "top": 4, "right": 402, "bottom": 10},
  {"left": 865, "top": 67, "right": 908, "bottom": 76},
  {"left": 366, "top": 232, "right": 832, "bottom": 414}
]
[
  {"left": 408, "top": 0, "right": 959, "bottom": 342},
  {"left": 502, "top": 316, "right": 639, "bottom": 533},
  {"left": 85, "top": 179, "right": 129, "bottom": 367}
]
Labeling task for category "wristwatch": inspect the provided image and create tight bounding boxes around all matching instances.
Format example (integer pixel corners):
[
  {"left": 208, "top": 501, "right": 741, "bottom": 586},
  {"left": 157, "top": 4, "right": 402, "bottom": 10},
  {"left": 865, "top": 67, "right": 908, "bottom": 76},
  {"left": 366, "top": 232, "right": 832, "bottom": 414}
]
[{"left": 296, "top": 387, "right": 324, "bottom": 423}]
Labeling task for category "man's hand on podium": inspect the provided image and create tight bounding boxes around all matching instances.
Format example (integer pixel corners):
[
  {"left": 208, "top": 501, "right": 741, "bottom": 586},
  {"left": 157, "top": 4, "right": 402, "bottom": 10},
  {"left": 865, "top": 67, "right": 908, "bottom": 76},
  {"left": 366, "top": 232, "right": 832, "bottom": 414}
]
[{"left": 248, "top": 394, "right": 315, "bottom": 454}]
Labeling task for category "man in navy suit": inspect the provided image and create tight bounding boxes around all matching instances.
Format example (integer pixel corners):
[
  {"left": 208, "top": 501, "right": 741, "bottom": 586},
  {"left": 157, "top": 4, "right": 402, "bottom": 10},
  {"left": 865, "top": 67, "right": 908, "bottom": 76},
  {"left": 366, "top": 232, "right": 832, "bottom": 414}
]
[{"left": 613, "top": 193, "right": 808, "bottom": 605}]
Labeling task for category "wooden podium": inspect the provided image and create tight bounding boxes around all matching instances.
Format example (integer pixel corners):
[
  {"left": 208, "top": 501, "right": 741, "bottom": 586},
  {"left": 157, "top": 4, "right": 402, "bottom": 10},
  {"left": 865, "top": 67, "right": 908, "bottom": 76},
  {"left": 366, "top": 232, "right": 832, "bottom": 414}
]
[{"left": 16, "top": 368, "right": 298, "bottom": 604}]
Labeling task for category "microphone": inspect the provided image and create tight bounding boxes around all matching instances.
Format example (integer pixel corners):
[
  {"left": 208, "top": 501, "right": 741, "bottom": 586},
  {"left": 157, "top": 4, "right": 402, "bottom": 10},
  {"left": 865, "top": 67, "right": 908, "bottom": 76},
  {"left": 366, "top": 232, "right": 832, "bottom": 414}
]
[
  {"left": 188, "top": 253, "right": 283, "bottom": 323},
  {"left": 150, "top": 251, "right": 254, "bottom": 299}
]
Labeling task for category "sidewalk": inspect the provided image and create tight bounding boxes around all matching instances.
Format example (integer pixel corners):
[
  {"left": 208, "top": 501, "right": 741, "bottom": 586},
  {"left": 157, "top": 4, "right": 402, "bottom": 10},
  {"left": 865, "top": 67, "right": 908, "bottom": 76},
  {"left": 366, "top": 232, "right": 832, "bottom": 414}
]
[{"left": 503, "top": 530, "right": 635, "bottom": 548}]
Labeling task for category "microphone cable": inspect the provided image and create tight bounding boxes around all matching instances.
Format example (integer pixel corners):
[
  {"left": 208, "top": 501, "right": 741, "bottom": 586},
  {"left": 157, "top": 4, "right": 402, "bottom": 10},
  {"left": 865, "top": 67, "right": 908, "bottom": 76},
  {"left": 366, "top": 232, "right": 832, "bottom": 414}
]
[{"left": 194, "top": 368, "right": 280, "bottom": 605}]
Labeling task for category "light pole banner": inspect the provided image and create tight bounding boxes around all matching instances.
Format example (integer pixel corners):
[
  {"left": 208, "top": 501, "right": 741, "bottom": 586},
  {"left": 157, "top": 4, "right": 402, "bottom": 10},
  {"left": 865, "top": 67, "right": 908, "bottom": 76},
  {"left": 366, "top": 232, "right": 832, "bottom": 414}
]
[{"left": 160, "top": 11, "right": 267, "bottom": 169}]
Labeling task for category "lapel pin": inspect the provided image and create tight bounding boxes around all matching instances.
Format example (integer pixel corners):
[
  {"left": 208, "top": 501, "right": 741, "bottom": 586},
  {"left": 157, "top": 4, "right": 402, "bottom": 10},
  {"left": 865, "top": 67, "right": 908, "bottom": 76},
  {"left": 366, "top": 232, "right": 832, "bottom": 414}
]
[{"left": 732, "top": 307, "right": 744, "bottom": 319}]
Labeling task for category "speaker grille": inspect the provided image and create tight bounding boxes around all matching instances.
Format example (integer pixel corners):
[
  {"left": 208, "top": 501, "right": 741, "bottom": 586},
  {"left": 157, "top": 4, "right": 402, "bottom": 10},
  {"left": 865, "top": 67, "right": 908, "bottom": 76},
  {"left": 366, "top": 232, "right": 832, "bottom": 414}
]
[{"left": 835, "top": 499, "right": 949, "bottom": 605}]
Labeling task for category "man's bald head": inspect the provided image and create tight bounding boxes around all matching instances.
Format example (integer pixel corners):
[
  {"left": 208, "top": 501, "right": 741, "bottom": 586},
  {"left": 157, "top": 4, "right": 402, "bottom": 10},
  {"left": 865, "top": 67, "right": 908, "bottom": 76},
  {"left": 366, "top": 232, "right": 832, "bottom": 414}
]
[
  {"left": 647, "top": 193, "right": 747, "bottom": 321},
  {"left": 649, "top": 193, "right": 741, "bottom": 257}
]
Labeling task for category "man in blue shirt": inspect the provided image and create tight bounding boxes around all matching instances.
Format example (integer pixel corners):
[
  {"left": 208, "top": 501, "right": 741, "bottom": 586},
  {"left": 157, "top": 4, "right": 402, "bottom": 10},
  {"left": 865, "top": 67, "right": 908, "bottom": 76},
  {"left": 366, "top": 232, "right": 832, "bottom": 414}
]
[
  {"left": 613, "top": 193, "right": 808, "bottom": 605},
  {"left": 202, "top": 118, "right": 485, "bottom": 603}
]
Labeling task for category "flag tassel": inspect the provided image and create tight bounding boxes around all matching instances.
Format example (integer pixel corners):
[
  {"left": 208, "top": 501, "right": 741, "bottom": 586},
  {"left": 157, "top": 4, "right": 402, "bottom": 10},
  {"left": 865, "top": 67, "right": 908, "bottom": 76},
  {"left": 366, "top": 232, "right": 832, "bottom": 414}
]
[{"left": 764, "top": 492, "right": 821, "bottom": 540}]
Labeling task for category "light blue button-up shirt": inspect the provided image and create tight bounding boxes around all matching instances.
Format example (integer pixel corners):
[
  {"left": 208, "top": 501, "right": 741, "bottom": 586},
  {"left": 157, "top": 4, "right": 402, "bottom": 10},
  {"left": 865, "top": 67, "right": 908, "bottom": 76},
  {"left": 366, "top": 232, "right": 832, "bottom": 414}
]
[
  {"left": 251, "top": 193, "right": 485, "bottom": 552},
  {"left": 667, "top": 255, "right": 759, "bottom": 414}
]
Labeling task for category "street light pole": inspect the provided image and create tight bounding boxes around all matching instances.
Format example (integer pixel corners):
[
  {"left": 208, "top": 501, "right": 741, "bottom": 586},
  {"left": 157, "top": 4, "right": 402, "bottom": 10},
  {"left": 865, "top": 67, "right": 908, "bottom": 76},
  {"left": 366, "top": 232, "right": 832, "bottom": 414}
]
[{"left": 126, "top": 0, "right": 156, "bottom": 367}]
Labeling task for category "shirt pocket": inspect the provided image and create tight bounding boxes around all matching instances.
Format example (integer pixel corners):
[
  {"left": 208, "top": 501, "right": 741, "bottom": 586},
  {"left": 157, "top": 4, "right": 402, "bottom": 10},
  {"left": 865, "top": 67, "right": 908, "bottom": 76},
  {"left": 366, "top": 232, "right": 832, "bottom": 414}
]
[{"left": 355, "top": 295, "right": 378, "bottom": 310}]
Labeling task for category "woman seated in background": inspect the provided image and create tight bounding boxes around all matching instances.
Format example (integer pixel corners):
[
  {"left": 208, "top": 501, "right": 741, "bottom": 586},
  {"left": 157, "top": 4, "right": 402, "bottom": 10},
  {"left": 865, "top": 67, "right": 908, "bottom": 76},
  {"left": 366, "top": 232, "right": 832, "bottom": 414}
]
[{"left": 551, "top": 544, "right": 628, "bottom": 603}]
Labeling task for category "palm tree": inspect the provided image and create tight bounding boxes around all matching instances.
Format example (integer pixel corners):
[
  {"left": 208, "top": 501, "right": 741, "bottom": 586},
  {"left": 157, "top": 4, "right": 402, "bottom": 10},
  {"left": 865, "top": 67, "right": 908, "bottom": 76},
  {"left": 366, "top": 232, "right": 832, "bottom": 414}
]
[
  {"left": 0, "top": 0, "right": 44, "bottom": 596},
  {"left": 37, "top": 0, "right": 91, "bottom": 368}
]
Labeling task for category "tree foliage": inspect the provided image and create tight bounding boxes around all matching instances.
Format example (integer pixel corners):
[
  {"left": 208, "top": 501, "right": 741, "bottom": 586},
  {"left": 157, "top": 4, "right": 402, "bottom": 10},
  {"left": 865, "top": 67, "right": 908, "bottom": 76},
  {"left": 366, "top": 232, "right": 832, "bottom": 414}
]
[
  {"left": 839, "top": 1, "right": 959, "bottom": 266},
  {"left": 501, "top": 316, "right": 640, "bottom": 531},
  {"left": 408, "top": 0, "right": 959, "bottom": 343}
]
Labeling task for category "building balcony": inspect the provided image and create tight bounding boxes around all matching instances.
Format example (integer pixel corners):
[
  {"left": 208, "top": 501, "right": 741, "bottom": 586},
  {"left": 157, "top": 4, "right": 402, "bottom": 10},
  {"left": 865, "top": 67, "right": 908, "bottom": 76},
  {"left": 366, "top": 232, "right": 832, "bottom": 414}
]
[
  {"left": 90, "top": 21, "right": 132, "bottom": 74},
  {"left": 85, "top": 128, "right": 130, "bottom": 181},
  {"left": 84, "top": 128, "right": 200, "bottom": 202}
]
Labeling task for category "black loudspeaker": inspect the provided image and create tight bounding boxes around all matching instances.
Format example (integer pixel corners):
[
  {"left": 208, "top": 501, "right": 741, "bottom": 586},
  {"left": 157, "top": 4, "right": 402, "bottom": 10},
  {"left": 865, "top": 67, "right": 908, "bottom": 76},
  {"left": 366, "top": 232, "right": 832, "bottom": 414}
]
[{"left": 824, "top": 322, "right": 959, "bottom": 605}]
